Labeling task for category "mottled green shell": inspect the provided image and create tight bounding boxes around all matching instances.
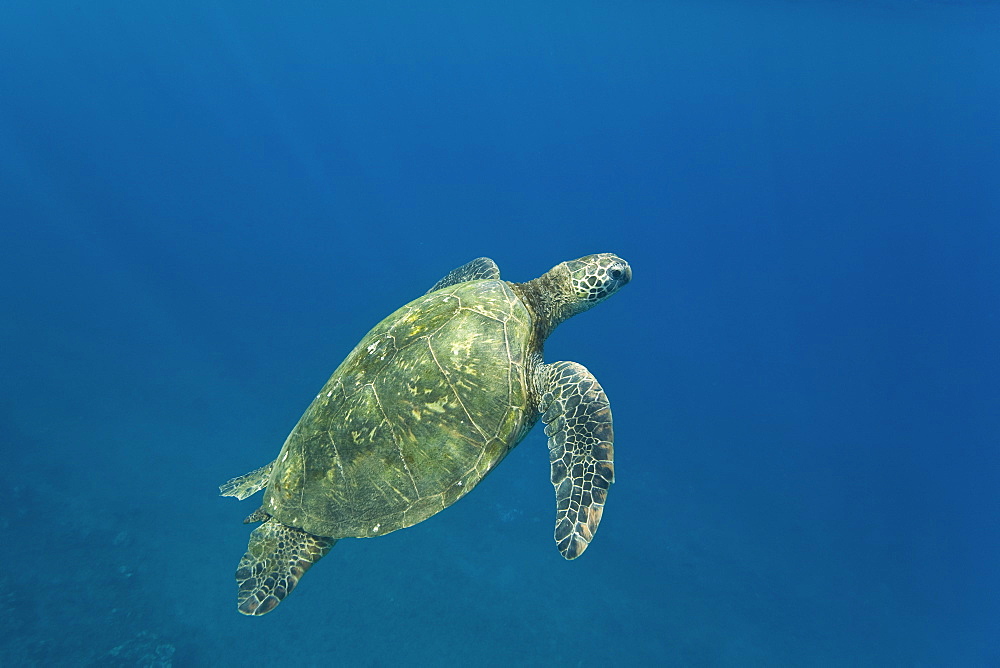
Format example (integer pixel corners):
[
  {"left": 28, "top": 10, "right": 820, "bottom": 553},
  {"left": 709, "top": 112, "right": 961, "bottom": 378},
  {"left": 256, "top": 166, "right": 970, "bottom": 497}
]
[{"left": 261, "top": 279, "right": 537, "bottom": 538}]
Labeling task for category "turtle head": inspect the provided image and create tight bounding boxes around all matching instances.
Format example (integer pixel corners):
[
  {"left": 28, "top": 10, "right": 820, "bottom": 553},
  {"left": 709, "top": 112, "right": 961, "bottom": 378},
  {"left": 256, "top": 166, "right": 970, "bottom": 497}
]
[
  {"left": 561, "top": 253, "right": 632, "bottom": 314},
  {"left": 517, "top": 253, "right": 631, "bottom": 339}
]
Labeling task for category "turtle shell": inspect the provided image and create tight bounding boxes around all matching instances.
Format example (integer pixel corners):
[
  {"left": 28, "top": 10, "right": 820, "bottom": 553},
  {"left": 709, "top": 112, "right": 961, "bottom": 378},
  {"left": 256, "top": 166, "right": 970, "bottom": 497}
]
[{"left": 261, "top": 278, "right": 538, "bottom": 538}]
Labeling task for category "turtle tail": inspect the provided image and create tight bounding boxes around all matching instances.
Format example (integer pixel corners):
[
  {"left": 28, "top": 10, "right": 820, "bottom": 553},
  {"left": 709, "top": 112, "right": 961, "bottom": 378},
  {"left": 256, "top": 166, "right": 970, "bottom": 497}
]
[{"left": 235, "top": 518, "right": 336, "bottom": 615}]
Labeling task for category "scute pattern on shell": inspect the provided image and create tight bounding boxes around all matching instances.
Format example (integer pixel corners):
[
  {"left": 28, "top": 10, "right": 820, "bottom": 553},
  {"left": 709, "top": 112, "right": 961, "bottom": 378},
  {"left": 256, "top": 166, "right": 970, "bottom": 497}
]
[{"left": 261, "top": 278, "right": 537, "bottom": 538}]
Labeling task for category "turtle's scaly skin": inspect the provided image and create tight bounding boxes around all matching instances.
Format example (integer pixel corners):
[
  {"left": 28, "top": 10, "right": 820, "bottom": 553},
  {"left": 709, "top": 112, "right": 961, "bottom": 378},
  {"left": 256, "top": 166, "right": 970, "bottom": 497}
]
[{"left": 264, "top": 278, "right": 537, "bottom": 538}]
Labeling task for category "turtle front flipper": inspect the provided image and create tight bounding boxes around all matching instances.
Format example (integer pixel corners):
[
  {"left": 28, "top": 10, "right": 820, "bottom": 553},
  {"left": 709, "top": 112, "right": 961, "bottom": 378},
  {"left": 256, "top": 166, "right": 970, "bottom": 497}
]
[
  {"left": 219, "top": 461, "right": 274, "bottom": 500},
  {"left": 536, "top": 361, "right": 615, "bottom": 560},
  {"left": 235, "top": 517, "right": 336, "bottom": 615},
  {"left": 426, "top": 257, "right": 501, "bottom": 293}
]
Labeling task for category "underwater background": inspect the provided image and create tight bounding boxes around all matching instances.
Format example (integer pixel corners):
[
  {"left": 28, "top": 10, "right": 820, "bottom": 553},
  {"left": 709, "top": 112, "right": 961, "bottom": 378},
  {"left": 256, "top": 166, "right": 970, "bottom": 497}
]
[{"left": 1, "top": 0, "right": 998, "bottom": 665}]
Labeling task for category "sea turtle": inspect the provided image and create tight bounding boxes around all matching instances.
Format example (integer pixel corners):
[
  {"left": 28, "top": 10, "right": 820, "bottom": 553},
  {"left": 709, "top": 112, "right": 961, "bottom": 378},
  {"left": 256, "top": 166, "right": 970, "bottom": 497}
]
[{"left": 220, "top": 253, "right": 632, "bottom": 615}]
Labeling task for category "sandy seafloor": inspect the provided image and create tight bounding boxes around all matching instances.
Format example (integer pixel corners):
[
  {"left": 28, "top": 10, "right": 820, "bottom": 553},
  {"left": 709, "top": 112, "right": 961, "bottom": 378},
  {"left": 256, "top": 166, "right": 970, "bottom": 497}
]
[{"left": 1, "top": 1, "right": 998, "bottom": 665}]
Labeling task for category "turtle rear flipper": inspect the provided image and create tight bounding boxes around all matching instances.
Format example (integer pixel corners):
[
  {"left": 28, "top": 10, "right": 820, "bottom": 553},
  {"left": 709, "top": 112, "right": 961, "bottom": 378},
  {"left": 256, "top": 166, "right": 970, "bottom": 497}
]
[
  {"left": 219, "top": 462, "right": 274, "bottom": 500},
  {"left": 537, "top": 361, "right": 615, "bottom": 560},
  {"left": 235, "top": 519, "right": 336, "bottom": 615}
]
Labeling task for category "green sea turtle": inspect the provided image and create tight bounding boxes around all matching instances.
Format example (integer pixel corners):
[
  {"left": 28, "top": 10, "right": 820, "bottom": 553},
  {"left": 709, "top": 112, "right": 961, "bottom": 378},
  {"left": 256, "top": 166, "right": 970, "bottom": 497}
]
[{"left": 220, "top": 253, "right": 631, "bottom": 615}]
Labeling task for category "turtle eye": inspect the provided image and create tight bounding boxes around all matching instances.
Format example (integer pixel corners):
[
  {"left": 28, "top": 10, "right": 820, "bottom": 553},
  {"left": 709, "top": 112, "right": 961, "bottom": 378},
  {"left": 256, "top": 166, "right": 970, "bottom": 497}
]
[{"left": 608, "top": 267, "right": 623, "bottom": 280}]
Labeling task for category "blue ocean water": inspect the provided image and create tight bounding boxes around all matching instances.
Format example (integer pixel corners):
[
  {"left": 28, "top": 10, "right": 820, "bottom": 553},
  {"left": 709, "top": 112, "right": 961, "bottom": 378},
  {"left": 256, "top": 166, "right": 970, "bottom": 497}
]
[{"left": 2, "top": 0, "right": 998, "bottom": 664}]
